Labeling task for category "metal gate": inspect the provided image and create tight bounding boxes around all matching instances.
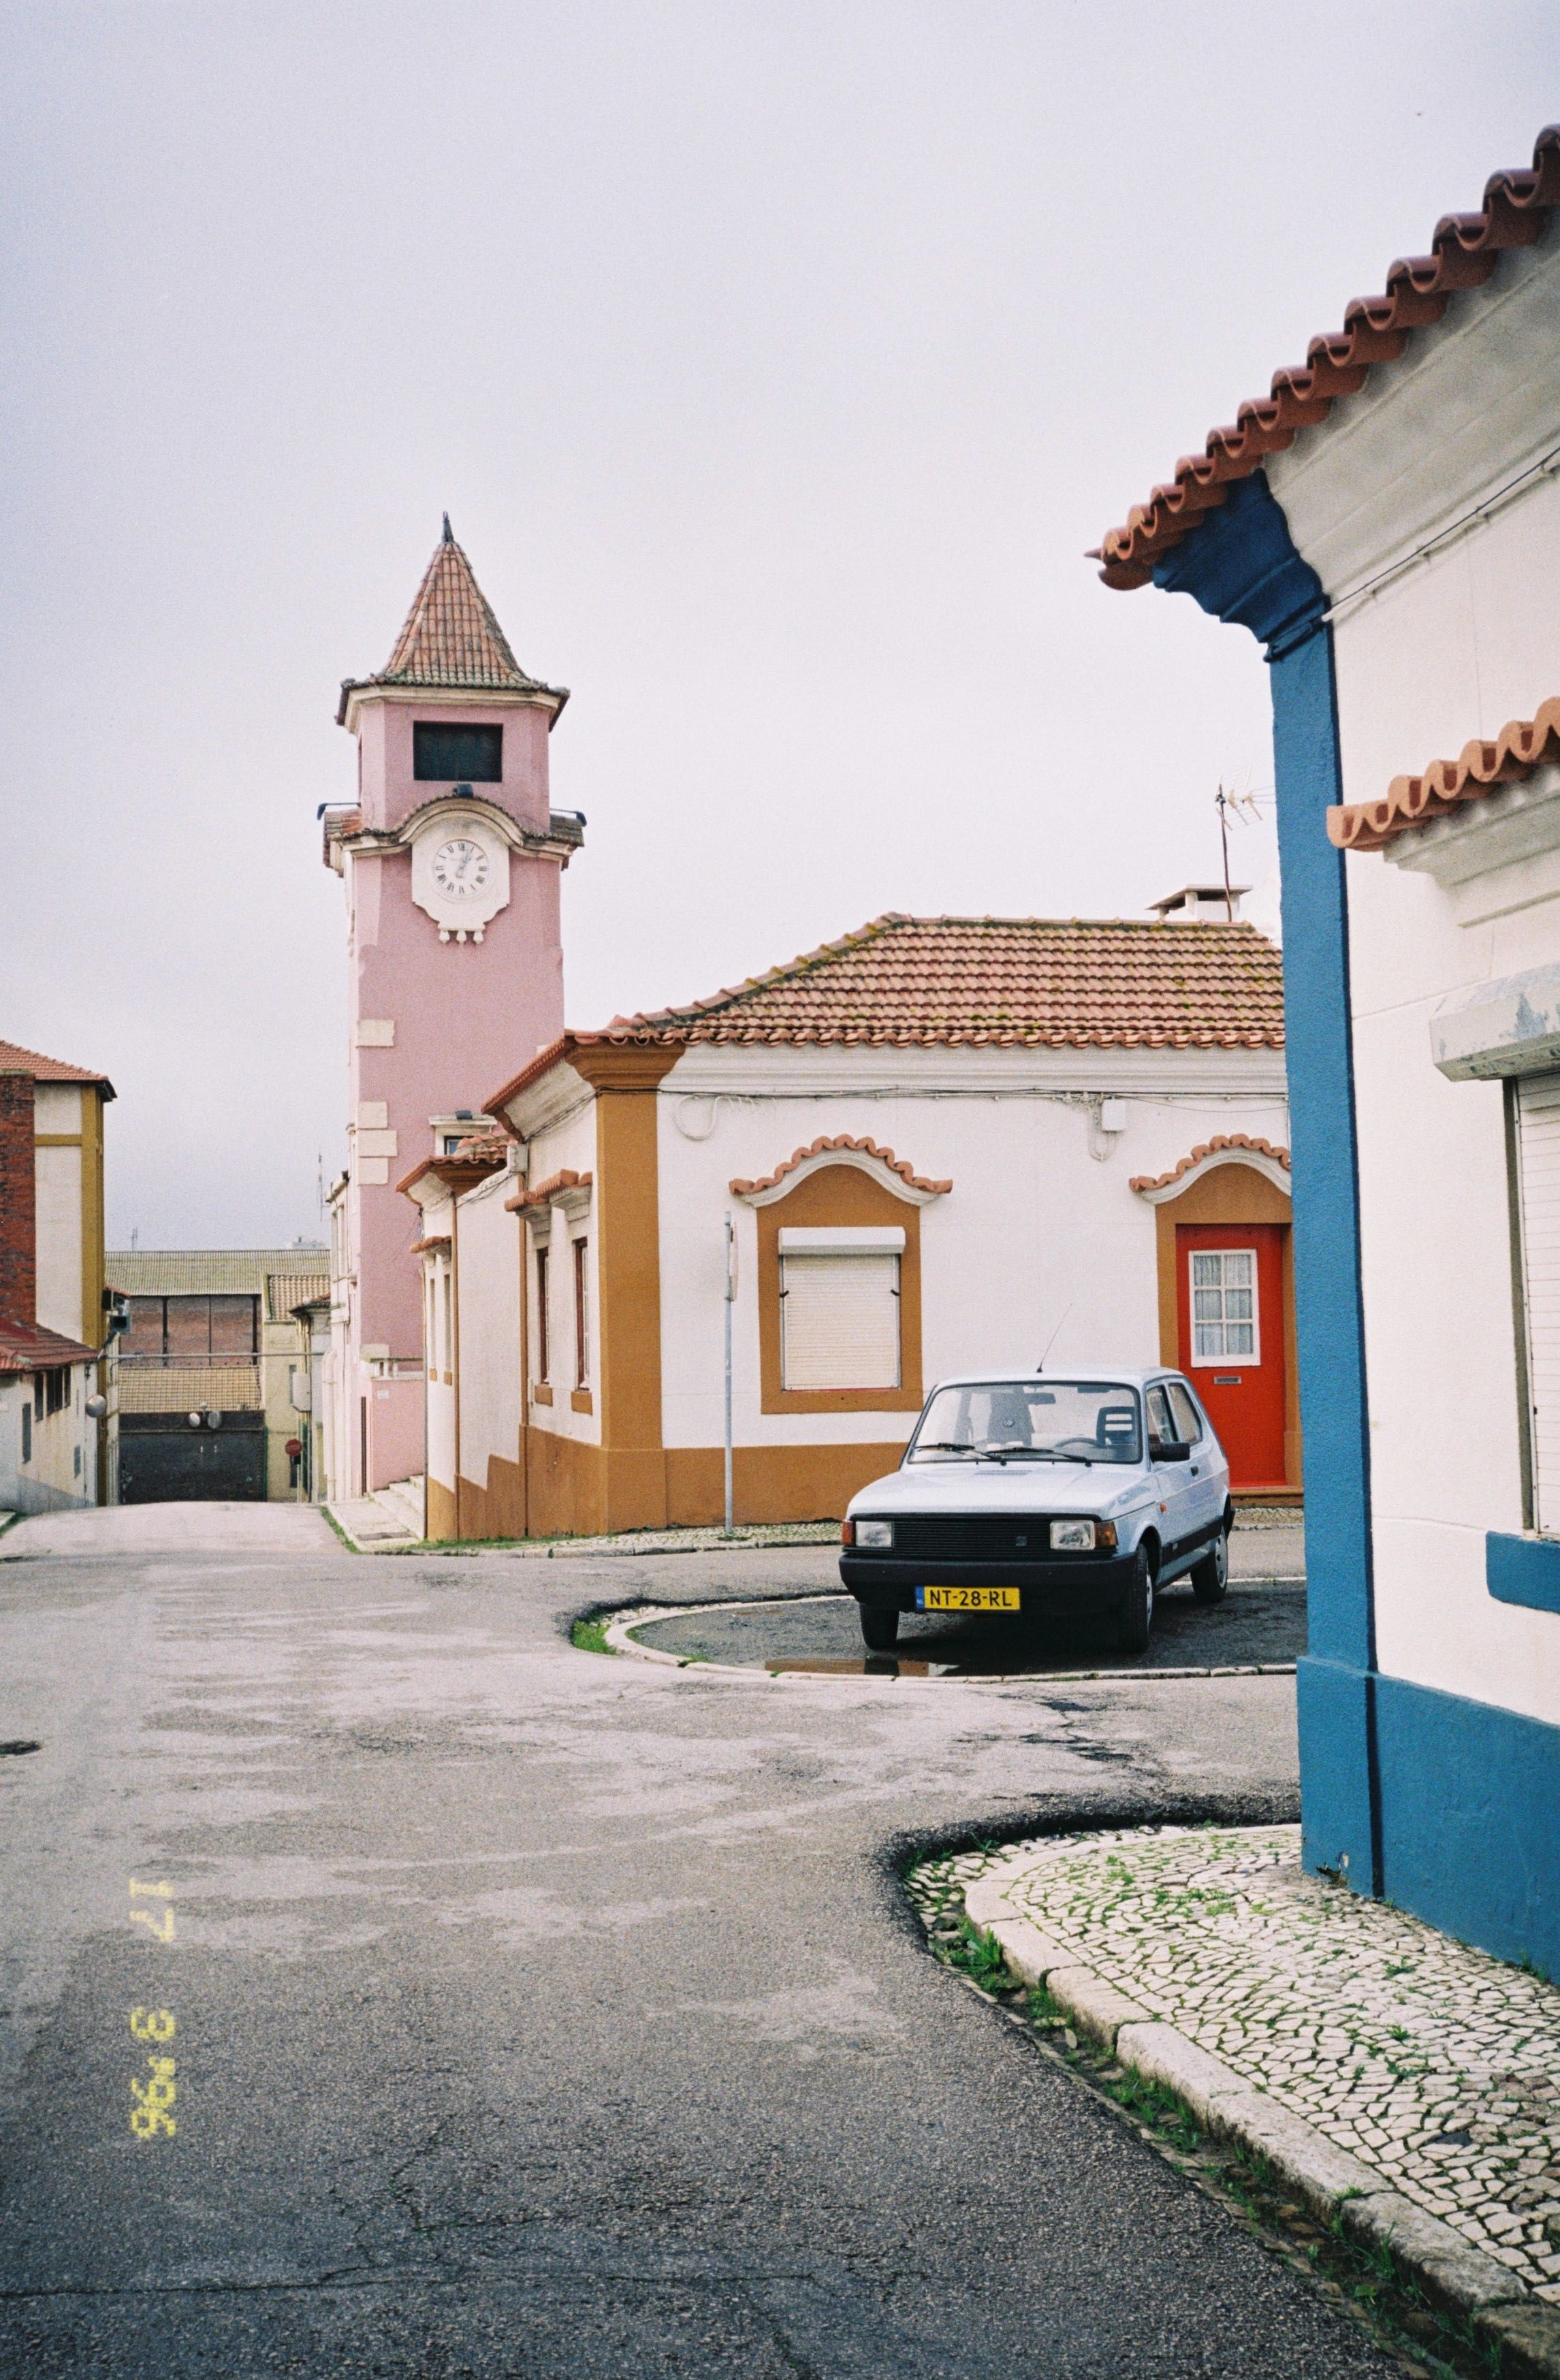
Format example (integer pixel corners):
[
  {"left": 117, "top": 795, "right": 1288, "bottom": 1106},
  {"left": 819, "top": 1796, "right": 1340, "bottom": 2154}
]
[{"left": 118, "top": 1413, "right": 267, "bottom": 1503}]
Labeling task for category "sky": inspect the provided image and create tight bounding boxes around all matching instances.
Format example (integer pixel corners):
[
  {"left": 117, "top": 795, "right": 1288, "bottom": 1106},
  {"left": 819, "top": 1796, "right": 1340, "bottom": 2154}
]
[{"left": 1, "top": 1, "right": 1555, "bottom": 1247}]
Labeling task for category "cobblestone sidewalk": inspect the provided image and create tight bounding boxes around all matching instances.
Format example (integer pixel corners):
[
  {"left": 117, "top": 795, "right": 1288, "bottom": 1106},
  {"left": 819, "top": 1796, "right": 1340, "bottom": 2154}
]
[{"left": 912, "top": 1826, "right": 1560, "bottom": 2301}]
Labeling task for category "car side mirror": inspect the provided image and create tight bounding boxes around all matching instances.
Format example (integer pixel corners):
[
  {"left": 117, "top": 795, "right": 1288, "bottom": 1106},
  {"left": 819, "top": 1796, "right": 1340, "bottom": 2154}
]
[{"left": 1149, "top": 1436, "right": 1192, "bottom": 1464}]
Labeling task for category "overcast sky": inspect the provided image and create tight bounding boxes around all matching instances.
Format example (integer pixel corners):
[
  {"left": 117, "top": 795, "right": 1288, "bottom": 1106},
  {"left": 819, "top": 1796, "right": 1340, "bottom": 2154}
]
[{"left": 1, "top": 2, "right": 1553, "bottom": 1247}]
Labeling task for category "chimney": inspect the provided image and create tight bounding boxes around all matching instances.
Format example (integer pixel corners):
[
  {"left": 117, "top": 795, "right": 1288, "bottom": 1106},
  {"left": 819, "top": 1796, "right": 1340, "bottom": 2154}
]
[
  {"left": 1149, "top": 884, "right": 1249, "bottom": 924},
  {"left": 0, "top": 1072, "right": 35, "bottom": 1326}
]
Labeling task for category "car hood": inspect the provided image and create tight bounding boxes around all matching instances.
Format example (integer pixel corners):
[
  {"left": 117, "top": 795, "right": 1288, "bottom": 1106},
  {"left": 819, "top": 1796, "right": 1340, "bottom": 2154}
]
[{"left": 848, "top": 1460, "right": 1154, "bottom": 1518}]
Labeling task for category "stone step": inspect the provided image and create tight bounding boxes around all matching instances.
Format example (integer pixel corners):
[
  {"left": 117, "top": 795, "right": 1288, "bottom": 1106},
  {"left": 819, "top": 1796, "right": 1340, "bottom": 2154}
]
[{"left": 374, "top": 1476, "right": 426, "bottom": 1538}]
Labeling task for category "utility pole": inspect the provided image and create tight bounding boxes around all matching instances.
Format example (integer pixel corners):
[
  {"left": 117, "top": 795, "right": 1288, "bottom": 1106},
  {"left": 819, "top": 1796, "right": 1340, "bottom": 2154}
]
[{"left": 723, "top": 1212, "right": 736, "bottom": 1537}]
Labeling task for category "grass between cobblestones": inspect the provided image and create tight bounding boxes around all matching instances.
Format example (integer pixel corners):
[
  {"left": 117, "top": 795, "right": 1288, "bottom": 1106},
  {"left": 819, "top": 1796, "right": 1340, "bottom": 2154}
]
[{"left": 905, "top": 1850, "right": 1506, "bottom": 2380}]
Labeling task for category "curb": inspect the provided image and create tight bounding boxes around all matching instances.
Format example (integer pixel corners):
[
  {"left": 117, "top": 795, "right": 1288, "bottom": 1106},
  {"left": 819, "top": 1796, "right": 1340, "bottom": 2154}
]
[
  {"left": 964, "top": 1880, "right": 1560, "bottom": 2377},
  {"left": 605, "top": 1602, "right": 1297, "bottom": 1687}
]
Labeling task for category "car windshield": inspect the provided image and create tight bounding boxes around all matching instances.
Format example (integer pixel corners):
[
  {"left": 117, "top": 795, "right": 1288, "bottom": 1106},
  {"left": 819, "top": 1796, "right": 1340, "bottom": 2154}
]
[{"left": 906, "top": 1381, "right": 1143, "bottom": 1465}]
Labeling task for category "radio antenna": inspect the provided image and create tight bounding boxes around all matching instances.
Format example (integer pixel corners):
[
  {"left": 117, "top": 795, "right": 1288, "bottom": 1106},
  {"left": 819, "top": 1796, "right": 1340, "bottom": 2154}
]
[{"left": 1036, "top": 1302, "right": 1074, "bottom": 1372}]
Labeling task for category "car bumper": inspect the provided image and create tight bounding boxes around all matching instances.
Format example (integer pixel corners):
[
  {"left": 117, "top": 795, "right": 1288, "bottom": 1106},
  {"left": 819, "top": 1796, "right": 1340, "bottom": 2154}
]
[{"left": 838, "top": 1551, "right": 1136, "bottom": 1619}]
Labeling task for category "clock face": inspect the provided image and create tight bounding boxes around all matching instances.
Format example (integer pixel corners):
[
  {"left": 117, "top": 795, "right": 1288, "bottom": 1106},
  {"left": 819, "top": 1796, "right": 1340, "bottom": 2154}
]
[{"left": 430, "top": 837, "right": 490, "bottom": 899}]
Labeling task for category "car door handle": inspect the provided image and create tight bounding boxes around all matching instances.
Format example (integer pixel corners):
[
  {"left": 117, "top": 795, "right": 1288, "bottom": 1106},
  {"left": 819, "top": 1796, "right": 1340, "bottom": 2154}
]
[{"left": 1190, "top": 1465, "right": 1200, "bottom": 1476}]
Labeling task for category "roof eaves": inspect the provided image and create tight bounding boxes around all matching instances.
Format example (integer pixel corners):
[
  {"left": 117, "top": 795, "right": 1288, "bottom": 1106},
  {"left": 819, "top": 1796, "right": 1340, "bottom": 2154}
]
[{"left": 1094, "top": 126, "right": 1560, "bottom": 589}]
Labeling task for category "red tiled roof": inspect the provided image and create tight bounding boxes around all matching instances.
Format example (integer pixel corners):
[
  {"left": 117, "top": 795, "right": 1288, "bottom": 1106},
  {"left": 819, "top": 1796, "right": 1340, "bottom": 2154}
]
[
  {"left": 490, "top": 915, "right": 1285, "bottom": 1114},
  {"left": 395, "top": 1142, "right": 509, "bottom": 1199},
  {"left": 1130, "top": 1133, "right": 1290, "bottom": 1193},
  {"left": 1328, "top": 697, "right": 1560, "bottom": 853},
  {"left": 0, "top": 1038, "right": 114, "bottom": 1092},
  {"left": 1095, "top": 127, "right": 1560, "bottom": 590},
  {"left": 0, "top": 1317, "right": 97, "bottom": 1372},
  {"left": 731, "top": 1136, "right": 951, "bottom": 1198},
  {"left": 625, "top": 914, "right": 1282, "bottom": 1049},
  {"left": 336, "top": 520, "right": 567, "bottom": 720}
]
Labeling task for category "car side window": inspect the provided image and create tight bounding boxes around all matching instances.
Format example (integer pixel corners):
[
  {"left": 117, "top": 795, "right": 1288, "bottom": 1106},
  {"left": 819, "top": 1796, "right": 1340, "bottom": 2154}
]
[
  {"left": 1166, "top": 1382, "right": 1203, "bottom": 1445},
  {"left": 1145, "top": 1384, "right": 1175, "bottom": 1447}
]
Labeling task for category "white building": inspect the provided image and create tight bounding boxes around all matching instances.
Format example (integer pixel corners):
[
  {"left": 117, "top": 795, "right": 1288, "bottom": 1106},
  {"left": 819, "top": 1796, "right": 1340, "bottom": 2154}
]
[
  {"left": 402, "top": 910, "right": 1291, "bottom": 1541},
  {"left": 0, "top": 1040, "right": 114, "bottom": 1516},
  {"left": 1094, "top": 124, "right": 1560, "bottom": 1970}
]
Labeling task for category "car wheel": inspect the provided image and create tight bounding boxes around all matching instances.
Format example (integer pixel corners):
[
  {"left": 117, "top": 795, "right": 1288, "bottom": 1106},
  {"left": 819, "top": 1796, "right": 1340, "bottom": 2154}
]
[
  {"left": 1113, "top": 1541, "right": 1156, "bottom": 1654},
  {"left": 859, "top": 1604, "right": 900, "bottom": 1652},
  {"left": 1190, "top": 1520, "right": 1230, "bottom": 1606}
]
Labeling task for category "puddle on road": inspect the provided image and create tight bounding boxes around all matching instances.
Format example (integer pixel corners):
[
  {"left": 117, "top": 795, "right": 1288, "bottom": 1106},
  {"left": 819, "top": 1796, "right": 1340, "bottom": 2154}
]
[{"left": 623, "top": 1586, "right": 1306, "bottom": 1681}]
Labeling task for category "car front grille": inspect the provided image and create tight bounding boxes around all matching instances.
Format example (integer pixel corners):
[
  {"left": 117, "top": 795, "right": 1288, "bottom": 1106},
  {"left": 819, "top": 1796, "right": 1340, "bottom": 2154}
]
[{"left": 876, "top": 1515, "right": 1090, "bottom": 1563}]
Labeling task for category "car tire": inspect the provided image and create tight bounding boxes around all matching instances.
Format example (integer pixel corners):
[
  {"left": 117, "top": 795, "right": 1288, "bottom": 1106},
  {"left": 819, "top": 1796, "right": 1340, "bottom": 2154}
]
[
  {"left": 1190, "top": 1519, "right": 1231, "bottom": 1606},
  {"left": 1113, "top": 1541, "right": 1156, "bottom": 1655},
  {"left": 859, "top": 1604, "right": 900, "bottom": 1652}
]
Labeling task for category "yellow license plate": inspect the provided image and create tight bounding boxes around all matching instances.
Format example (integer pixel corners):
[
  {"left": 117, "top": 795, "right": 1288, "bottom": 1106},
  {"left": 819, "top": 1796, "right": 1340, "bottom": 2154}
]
[{"left": 917, "top": 1586, "right": 1021, "bottom": 1611}]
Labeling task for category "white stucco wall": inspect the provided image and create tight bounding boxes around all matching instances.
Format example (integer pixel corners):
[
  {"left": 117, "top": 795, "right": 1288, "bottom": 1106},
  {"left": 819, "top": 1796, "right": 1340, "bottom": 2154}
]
[
  {"left": 33, "top": 1144, "right": 82, "bottom": 1342},
  {"left": 655, "top": 1043, "right": 1289, "bottom": 1452},
  {"left": 1270, "top": 225, "right": 1560, "bottom": 1726},
  {"left": 454, "top": 1168, "right": 523, "bottom": 1491},
  {"left": 515, "top": 1096, "right": 601, "bottom": 1451}
]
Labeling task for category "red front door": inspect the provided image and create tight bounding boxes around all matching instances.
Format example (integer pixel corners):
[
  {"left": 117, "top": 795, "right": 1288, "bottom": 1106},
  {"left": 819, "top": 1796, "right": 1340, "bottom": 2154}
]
[{"left": 1175, "top": 1223, "right": 1288, "bottom": 1491}]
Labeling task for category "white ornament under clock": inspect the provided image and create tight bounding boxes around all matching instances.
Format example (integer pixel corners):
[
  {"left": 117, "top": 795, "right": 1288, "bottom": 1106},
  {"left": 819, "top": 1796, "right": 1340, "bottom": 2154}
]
[{"left": 410, "top": 816, "right": 510, "bottom": 944}]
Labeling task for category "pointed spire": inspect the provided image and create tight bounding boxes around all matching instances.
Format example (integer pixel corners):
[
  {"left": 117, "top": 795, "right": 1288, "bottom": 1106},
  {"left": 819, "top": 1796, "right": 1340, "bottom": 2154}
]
[{"left": 336, "top": 524, "right": 568, "bottom": 722}]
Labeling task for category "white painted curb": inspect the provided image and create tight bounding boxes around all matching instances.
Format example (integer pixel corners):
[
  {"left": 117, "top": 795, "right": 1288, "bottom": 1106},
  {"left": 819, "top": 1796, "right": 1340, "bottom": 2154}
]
[
  {"left": 603, "top": 1601, "right": 1296, "bottom": 1688},
  {"left": 961, "top": 1869, "right": 1560, "bottom": 2373}
]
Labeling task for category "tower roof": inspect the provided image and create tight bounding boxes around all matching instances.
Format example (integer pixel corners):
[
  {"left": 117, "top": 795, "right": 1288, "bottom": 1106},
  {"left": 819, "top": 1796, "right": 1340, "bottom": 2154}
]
[{"left": 336, "top": 519, "right": 568, "bottom": 724}]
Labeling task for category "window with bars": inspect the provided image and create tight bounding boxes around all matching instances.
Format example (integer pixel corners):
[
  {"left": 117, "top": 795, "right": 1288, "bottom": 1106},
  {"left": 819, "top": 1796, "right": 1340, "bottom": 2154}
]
[{"left": 1190, "top": 1249, "right": 1259, "bottom": 1364}]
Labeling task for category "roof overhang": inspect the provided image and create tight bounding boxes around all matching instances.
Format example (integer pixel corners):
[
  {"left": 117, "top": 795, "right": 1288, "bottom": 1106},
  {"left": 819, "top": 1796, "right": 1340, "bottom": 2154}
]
[{"left": 336, "top": 679, "right": 569, "bottom": 734}]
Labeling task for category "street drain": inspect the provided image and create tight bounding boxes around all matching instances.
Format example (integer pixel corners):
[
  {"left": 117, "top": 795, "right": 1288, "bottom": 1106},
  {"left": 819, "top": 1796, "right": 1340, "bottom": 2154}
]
[{"left": 0, "top": 1740, "right": 40, "bottom": 1756}]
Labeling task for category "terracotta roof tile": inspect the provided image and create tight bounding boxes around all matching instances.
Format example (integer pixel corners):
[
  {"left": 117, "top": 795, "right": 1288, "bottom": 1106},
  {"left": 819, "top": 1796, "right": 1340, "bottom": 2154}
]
[
  {"left": 1130, "top": 1133, "right": 1290, "bottom": 1193},
  {"left": 338, "top": 520, "right": 566, "bottom": 717},
  {"left": 0, "top": 1038, "right": 113, "bottom": 1090},
  {"left": 1095, "top": 127, "right": 1560, "bottom": 590},
  {"left": 1328, "top": 697, "right": 1560, "bottom": 852},
  {"left": 0, "top": 1317, "right": 97, "bottom": 1372},
  {"left": 622, "top": 914, "right": 1284, "bottom": 1050},
  {"left": 730, "top": 1136, "right": 951, "bottom": 1197},
  {"left": 489, "top": 916, "right": 1284, "bottom": 1112}
]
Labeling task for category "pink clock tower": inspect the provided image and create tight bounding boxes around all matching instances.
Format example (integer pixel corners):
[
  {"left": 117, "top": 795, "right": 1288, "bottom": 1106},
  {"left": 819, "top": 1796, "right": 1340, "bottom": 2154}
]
[{"left": 321, "top": 522, "right": 582, "bottom": 1503}]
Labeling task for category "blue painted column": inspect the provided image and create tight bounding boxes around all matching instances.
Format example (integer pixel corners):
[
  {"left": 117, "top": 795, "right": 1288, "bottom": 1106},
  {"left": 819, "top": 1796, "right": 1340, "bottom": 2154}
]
[{"left": 1153, "top": 473, "right": 1379, "bottom": 1892}]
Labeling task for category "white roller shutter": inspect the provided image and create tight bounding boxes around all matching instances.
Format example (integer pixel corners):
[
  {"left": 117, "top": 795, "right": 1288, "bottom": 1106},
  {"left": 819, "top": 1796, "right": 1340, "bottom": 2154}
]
[
  {"left": 1517, "top": 1072, "right": 1560, "bottom": 1532},
  {"left": 780, "top": 1253, "right": 901, "bottom": 1390}
]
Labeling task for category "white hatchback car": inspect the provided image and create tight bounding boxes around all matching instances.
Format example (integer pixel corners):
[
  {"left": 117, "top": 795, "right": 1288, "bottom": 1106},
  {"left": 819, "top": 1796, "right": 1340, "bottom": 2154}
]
[{"left": 838, "top": 1368, "right": 1232, "bottom": 1654}]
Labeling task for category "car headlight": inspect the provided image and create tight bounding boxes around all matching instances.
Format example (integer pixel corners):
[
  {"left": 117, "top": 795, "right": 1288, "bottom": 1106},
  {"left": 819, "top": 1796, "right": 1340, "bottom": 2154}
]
[
  {"left": 1049, "top": 1518, "right": 1098, "bottom": 1552},
  {"left": 853, "top": 1519, "right": 894, "bottom": 1549}
]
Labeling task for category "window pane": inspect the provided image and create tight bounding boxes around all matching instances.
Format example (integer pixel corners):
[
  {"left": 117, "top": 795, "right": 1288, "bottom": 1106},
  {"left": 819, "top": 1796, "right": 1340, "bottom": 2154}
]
[
  {"left": 1192, "top": 1254, "right": 1222, "bottom": 1287},
  {"left": 1194, "top": 1323, "right": 1224, "bottom": 1359},
  {"left": 1225, "top": 1252, "right": 1254, "bottom": 1285},
  {"left": 1167, "top": 1383, "right": 1201, "bottom": 1443},
  {"left": 413, "top": 722, "right": 503, "bottom": 782},
  {"left": 1146, "top": 1385, "right": 1174, "bottom": 1437},
  {"left": 1226, "top": 1323, "right": 1255, "bottom": 1355},
  {"left": 1193, "top": 1289, "right": 1223, "bottom": 1321},
  {"left": 1224, "top": 1289, "right": 1253, "bottom": 1321}
]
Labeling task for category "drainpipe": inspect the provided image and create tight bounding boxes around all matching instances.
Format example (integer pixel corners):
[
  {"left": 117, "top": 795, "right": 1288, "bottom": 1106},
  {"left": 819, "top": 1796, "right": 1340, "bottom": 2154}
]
[{"left": 723, "top": 1210, "right": 735, "bottom": 1536}]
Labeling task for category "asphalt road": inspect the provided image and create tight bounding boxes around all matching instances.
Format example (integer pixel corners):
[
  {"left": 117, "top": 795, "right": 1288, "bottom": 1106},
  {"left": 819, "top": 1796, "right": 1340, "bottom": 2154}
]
[{"left": 0, "top": 1505, "right": 1395, "bottom": 2378}]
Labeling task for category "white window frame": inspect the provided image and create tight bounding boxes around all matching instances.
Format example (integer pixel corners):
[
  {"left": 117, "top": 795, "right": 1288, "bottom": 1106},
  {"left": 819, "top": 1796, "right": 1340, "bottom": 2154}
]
[{"left": 1188, "top": 1247, "right": 1261, "bottom": 1366}]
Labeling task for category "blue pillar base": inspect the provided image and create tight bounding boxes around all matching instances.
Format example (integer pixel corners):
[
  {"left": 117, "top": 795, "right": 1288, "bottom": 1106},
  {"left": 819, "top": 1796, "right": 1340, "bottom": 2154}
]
[{"left": 1297, "top": 1654, "right": 1378, "bottom": 1891}]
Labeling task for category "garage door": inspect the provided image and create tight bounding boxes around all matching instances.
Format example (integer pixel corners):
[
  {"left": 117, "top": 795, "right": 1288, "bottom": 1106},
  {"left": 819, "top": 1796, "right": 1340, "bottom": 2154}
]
[{"left": 118, "top": 1415, "right": 267, "bottom": 1504}]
